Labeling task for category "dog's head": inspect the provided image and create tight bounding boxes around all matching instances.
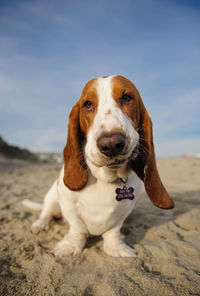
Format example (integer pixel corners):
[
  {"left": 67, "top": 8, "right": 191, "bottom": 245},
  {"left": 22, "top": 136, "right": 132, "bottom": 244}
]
[{"left": 63, "top": 75, "right": 174, "bottom": 209}]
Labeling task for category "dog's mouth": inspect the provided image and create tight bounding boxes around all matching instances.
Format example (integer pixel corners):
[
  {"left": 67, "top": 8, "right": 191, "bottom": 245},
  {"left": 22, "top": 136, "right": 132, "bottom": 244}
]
[
  {"left": 107, "top": 146, "right": 139, "bottom": 169},
  {"left": 107, "top": 158, "right": 127, "bottom": 169}
]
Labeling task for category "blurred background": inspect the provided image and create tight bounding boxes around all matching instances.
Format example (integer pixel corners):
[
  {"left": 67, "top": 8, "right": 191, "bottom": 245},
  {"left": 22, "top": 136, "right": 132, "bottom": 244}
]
[{"left": 0, "top": 0, "right": 200, "bottom": 157}]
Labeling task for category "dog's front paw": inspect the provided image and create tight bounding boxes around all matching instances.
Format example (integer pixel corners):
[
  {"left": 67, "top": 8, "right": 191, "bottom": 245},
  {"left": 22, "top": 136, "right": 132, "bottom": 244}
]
[
  {"left": 103, "top": 240, "right": 137, "bottom": 258},
  {"left": 31, "top": 218, "right": 50, "bottom": 234},
  {"left": 52, "top": 235, "right": 86, "bottom": 257}
]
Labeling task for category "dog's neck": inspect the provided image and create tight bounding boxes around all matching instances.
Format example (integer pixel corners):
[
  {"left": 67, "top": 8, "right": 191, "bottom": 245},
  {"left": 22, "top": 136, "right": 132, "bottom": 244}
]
[{"left": 86, "top": 158, "right": 132, "bottom": 183}]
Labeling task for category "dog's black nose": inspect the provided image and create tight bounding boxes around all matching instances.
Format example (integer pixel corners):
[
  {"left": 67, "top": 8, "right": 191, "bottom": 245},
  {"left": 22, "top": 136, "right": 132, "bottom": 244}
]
[{"left": 97, "top": 133, "right": 126, "bottom": 157}]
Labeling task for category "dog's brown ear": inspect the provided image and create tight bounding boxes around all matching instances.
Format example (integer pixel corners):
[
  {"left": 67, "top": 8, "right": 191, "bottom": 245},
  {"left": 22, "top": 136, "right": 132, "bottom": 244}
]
[
  {"left": 63, "top": 102, "right": 87, "bottom": 190},
  {"left": 131, "top": 98, "right": 174, "bottom": 209}
]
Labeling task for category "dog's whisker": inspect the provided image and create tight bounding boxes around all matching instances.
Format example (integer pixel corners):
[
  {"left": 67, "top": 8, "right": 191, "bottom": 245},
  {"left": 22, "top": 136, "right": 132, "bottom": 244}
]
[{"left": 138, "top": 142, "right": 150, "bottom": 154}]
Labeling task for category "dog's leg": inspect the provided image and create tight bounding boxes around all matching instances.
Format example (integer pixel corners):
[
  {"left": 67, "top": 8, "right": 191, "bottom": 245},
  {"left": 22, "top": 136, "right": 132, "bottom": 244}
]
[
  {"left": 31, "top": 180, "right": 61, "bottom": 234},
  {"left": 103, "top": 226, "right": 137, "bottom": 258},
  {"left": 52, "top": 202, "right": 88, "bottom": 257}
]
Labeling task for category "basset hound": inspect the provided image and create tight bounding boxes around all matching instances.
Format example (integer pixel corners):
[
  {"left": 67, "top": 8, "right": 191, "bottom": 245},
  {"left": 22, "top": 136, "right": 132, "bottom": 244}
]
[{"left": 23, "top": 75, "right": 174, "bottom": 258}]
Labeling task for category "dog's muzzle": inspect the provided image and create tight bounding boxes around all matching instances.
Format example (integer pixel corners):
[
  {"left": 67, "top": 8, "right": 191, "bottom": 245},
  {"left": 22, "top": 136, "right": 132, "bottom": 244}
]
[{"left": 97, "top": 133, "right": 126, "bottom": 158}]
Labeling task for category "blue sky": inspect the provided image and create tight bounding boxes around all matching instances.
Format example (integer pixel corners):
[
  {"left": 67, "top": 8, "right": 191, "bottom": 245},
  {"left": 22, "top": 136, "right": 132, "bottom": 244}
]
[{"left": 0, "top": 0, "right": 200, "bottom": 156}]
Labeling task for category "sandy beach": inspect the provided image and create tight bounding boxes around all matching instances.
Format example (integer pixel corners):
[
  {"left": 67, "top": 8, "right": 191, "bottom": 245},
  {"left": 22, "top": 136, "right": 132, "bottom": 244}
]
[{"left": 0, "top": 157, "right": 200, "bottom": 295}]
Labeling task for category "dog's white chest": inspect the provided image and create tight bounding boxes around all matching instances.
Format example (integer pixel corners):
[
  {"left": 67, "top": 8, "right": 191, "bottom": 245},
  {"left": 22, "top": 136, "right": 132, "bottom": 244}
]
[{"left": 75, "top": 173, "right": 143, "bottom": 236}]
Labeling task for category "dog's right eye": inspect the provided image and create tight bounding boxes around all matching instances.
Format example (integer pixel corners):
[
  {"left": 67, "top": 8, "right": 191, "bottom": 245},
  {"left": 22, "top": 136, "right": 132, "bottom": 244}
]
[
  {"left": 83, "top": 101, "right": 94, "bottom": 112},
  {"left": 121, "top": 94, "right": 134, "bottom": 105}
]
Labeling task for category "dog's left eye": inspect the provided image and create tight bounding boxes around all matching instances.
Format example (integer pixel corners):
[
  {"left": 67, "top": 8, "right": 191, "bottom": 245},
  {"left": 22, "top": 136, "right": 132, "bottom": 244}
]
[
  {"left": 84, "top": 101, "right": 94, "bottom": 111},
  {"left": 121, "top": 95, "right": 133, "bottom": 105}
]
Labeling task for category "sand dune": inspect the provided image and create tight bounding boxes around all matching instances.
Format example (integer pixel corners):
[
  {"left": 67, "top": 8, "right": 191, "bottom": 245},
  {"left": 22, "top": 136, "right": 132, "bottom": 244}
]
[{"left": 0, "top": 158, "right": 200, "bottom": 295}]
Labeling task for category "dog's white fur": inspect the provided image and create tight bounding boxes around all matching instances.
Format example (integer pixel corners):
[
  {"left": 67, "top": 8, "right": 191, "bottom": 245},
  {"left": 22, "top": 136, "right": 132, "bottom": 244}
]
[{"left": 23, "top": 76, "right": 143, "bottom": 257}]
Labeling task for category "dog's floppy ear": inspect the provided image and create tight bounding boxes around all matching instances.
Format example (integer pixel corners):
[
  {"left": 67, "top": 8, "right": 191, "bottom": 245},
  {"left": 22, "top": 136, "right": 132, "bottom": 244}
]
[
  {"left": 131, "top": 98, "right": 174, "bottom": 209},
  {"left": 63, "top": 102, "right": 87, "bottom": 190}
]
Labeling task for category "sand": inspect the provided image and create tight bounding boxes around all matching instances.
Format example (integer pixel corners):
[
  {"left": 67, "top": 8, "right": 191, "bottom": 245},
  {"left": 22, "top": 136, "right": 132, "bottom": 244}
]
[{"left": 0, "top": 158, "right": 200, "bottom": 295}]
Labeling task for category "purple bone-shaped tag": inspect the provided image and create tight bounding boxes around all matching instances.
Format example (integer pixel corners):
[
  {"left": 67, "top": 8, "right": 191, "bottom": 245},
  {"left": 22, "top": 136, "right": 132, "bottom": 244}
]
[{"left": 116, "top": 186, "right": 135, "bottom": 201}]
